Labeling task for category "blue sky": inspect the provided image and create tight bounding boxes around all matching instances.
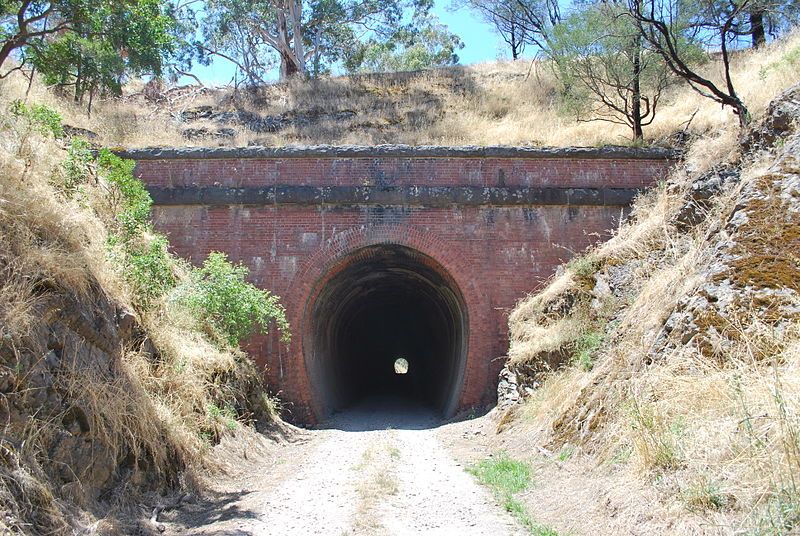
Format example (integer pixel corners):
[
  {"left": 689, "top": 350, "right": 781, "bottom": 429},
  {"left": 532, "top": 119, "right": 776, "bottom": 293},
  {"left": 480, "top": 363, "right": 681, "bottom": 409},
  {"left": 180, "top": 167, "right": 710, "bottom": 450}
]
[{"left": 187, "top": 1, "right": 507, "bottom": 85}]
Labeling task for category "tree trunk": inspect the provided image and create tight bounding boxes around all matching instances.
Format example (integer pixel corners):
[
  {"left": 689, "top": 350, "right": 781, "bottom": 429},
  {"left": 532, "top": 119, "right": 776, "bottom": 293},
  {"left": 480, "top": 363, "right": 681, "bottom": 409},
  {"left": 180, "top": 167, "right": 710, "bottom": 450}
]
[
  {"left": 510, "top": 22, "right": 519, "bottom": 60},
  {"left": 749, "top": 9, "right": 766, "bottom": 48},
  {"left": 631, "top": 36, "right": 644, "bottom": 141},
  {"left": 0, "top": 41, "right": 16, "bottom": 70},
  {"left": 281, "top": 51, "right": 300, "bottom": 78}
]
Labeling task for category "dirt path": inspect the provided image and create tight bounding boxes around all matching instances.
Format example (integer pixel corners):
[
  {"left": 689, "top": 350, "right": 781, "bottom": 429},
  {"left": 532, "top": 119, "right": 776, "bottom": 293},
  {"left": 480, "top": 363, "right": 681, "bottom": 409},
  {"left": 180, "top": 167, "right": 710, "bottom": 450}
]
[{"left": 162, "top": 399, "right": 524, "bottom": 535}]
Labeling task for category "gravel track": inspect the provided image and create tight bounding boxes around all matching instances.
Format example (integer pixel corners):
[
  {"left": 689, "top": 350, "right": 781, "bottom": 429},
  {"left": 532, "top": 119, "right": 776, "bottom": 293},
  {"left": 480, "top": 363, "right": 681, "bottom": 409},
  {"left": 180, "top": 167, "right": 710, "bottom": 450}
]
[{"left": 171, "top": 398, "right": 524, "bottom": 535}]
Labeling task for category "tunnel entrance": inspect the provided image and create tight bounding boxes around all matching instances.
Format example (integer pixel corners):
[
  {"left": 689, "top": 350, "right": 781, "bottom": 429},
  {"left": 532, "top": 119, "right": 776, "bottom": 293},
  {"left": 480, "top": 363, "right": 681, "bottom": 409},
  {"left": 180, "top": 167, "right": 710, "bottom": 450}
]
[{"left": 305, "top": 245, "right": 468, "bottom": 420}]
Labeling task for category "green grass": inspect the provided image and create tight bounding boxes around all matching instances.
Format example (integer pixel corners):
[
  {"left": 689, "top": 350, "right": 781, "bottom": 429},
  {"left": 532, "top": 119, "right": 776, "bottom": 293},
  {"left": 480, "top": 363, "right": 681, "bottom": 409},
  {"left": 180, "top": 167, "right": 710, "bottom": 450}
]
[
  {"left": 566, "top": 255, "right": 600, "bottom": 280},
  {"left": 682, "top": 479, "right": 729, "bottom": 512},
  {"left": 557, "top": 444, "right": 575, "bottom": 462},
  {"left": 574, "top": 331, "right": 604, "bottom": 371},
  {"left": 468, "top": 452, "right": 532, "bottom": 495},
  {"left": 468, "top": 452, "right": 562, "bottom": 535}
]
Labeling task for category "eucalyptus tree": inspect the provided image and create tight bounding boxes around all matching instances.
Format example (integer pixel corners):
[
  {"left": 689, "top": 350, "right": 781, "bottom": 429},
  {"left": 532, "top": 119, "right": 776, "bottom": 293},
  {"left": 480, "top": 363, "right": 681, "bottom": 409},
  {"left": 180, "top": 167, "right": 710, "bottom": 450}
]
[
  {"left": 198, "top": 0, "right": 443, "bottom": 81},
  {"left": 345, "top": 12, "right": 463, "bottom": 72},
  {"left": 34, "top": 0, "right": 176, "bottom": 106},
  {"left": 547, "top": 2, "right": 675, "bottom": 141}
]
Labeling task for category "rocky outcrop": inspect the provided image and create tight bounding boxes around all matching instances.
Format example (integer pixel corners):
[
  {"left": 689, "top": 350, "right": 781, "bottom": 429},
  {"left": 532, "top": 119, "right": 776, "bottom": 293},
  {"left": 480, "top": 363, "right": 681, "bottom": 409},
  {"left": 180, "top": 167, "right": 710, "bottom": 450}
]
[
  {"left": 662, "top": 132, "right": 800, "bottom": 360},
  {"left": 0, "top": 287, "right": 179, "bottom": 510},
  {"left": 503, "top": 83, "right": 800, "bottom": 413}
]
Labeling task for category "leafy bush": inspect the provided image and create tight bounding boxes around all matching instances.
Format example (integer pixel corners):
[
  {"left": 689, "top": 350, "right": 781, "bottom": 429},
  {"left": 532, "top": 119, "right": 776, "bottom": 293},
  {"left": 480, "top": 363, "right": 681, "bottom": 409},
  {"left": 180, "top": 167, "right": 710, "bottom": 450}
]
[
  {"left": 180, "top": 252, "right": 289, "bottom": 347},
  {"left": 97, "top": 149, "right": 152, "bottom": 237},
  {"left": 59, "top": 137, "right": 94, "bottom": 196},
  {"left": 97, "top": 149, "right": 176, "bottom": 307},
  {"left": 118, "top": 235, "right": 176, "bottom": 306},
  {"left": 9, "top": 100, "right": 65, "bottom": 138}
]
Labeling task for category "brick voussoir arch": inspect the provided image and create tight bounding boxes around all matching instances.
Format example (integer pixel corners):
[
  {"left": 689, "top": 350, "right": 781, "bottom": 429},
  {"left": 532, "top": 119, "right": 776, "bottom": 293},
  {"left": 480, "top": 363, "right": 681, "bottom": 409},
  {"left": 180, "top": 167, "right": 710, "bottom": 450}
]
[{"left": 285, "top": 224, "right": 488, "bottom": 421}]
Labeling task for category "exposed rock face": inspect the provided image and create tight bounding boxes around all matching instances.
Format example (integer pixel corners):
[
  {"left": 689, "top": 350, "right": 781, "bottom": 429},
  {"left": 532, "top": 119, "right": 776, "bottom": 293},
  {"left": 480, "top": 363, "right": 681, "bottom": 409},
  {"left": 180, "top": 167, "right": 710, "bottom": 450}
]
[
  {"left": 743, "top": 83, "right": 800, "bottom": 152},
  {"left": 674, "top": 168, "right": 740, "bottom": 231},
  {"left": 503, "top": 83, "right": 800, "bottom": 414},
  {"left": 497, "top": 365, "right": 520, "bottom": 409},
  {"left": 0, "top": 289, "right": 179, "bottom": 504},
  {"left": 662, "top": 132, "right": 800, "bottom": 358}
]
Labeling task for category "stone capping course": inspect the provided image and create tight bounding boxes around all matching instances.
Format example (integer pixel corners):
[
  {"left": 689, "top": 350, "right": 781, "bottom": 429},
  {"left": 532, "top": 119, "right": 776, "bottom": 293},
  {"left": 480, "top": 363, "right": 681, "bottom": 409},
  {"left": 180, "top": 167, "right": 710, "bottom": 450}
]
[{"left": 117, "top": 144, "right": 679, "bottom": 161}]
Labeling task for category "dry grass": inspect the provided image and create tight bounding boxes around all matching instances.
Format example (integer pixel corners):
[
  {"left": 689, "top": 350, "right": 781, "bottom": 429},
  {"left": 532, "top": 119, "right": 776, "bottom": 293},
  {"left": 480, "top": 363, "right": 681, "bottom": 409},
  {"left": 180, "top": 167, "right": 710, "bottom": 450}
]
[
  {"left": 2, "top": 31, "right": 798, "bottom": 149},
  {"left": 503, "top": 54, "right": 800, "bottom": 531},
  {"left": 353, "top": 439, "right": 400, "bottom": 534},
  {"left": 0, "top": 92, "right": 280, "bottom": 532}
]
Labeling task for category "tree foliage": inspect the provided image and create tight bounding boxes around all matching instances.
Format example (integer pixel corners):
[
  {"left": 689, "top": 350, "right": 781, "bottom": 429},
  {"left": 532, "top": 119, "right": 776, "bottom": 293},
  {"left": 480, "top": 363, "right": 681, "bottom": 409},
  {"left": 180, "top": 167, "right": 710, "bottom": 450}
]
[
  {"left": 196, "top": 0, "right": 459, "bottom": 82},
  {"left": 548, "top": 2, "right": 677, "bottom": 140},
  {"left": 181, "top": 252, "right": 290, "bottom": 347},
  {"left": 345, "top": 12, "right": 463, "bottom": 73},
  {"left": 1, "top": 0, "right": 178, "bottom": 107}
]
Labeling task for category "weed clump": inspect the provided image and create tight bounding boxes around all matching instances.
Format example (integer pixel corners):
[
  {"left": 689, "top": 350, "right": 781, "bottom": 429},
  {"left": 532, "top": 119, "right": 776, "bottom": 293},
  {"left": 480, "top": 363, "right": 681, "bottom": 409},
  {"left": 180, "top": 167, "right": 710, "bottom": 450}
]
[{"left": 468, "top": 453, "right": 561, "bottom": 535}]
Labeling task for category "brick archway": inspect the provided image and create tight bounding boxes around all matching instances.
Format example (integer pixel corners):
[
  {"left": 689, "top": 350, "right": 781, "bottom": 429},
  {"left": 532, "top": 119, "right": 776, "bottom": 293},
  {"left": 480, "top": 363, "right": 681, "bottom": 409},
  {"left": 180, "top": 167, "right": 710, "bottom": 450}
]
[
  {"left": 285, "top": 225, "right": 489, "bottom": 422},
  {"left": 128, "top": 145, "right": 675, "bottom": 424}
]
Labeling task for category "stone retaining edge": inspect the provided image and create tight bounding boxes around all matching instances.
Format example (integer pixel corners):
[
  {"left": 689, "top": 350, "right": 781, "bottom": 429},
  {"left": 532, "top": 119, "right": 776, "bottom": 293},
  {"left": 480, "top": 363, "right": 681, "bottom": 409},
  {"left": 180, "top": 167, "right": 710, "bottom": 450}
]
[{"left": 119, "top": 144, "right": 679, "bottom": 161}]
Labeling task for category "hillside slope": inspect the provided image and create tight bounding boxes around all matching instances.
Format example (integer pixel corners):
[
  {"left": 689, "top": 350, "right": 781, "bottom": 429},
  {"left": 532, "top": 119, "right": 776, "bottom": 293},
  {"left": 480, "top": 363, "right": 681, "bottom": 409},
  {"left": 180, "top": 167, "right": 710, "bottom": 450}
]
[
  {"left": 490, "top": 83, "right": 800, "bottom": 534},
  {"left": 0, "top": 33, "right": 798, "bottom": 149},
  {"left": 0, "top": 96, "right": 288, "bottom": 534}
]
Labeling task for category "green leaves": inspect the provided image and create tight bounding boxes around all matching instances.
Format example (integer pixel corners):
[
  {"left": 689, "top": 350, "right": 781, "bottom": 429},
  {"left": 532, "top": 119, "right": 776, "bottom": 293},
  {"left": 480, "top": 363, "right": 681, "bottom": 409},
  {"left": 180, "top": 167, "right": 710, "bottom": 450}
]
[
  {"left": 346, "top": 12, "right": 463, "bottom": 73},
  {"left": 95, "top": 150, "right": 177, "bottom": 307},
  {"left": 9, "top": 100, "right": 64, "bottom": 138},
  {"left": 98, "top": 149, "right": 152, "bottom": 238},
  {"left": 547, "top": 3, "right": 674, "bottom": 140},
  {"left": 180, "top": 253, "right": 290, "bottom": 347},
  {"left": 3, "top": 0, "right": 178, "bottom": 106}
]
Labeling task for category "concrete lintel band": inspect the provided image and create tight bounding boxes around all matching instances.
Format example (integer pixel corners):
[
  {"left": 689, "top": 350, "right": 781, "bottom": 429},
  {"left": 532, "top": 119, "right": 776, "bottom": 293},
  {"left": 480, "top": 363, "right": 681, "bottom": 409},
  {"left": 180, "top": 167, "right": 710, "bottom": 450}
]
[{"left": 147, "top": 185, "right": 643, "bottom": 207}]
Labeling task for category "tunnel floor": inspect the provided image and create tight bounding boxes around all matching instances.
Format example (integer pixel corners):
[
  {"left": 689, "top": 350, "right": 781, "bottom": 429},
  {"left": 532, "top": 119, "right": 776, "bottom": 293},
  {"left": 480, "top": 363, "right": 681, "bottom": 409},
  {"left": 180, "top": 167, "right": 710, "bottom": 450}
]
[{"left": 306, "top": 245, "right": 468, "bottom": 421}]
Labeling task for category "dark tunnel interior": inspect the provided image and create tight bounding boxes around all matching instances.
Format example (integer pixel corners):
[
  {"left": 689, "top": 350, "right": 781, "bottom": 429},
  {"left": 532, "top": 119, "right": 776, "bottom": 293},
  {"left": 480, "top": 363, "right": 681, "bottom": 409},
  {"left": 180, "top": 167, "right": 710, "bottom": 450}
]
[{"left": 306, "top": 245, "right": 468, "bottom": 419}]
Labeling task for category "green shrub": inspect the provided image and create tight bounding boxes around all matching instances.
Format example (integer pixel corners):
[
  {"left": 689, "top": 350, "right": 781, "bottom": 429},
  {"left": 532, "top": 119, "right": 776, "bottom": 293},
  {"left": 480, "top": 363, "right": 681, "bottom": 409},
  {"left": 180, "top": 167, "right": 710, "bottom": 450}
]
[
  {"left": 118, "top": 235, "right": 176, "bottom": 306},
  {"left": 180, "top": 252, "right": 290, "bottom": 347},
  {"left": 10, "top": 100, "right": 64, "bottom": 138},
  {"left": 97, "top": 149, "right": 152, "bottom": 237},
  {"left": 59, "top": 137, "right": 94, "bottom": 196},
  {"left": 574, "top": 331, "right": 604, "bottom": 371},
  {"left": 98, "top": 149, "right": 175, "bottom": 307}
]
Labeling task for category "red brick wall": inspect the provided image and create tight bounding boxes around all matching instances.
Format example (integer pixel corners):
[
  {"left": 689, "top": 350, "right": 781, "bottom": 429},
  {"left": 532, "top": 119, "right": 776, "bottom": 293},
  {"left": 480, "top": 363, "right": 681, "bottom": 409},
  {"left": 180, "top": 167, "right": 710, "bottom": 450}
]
[
  {"left": 132, "top": 150, "right": 673, "bottom": 424},
  {"left": 136, "top": 155, "right": 668, "bottom": 189}
]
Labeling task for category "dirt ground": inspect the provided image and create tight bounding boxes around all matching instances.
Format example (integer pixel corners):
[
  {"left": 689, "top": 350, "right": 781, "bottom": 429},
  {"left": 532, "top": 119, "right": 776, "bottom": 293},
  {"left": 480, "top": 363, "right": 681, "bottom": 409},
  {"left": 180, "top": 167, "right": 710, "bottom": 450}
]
[
  {"left": 150, "top": 396, "right": 735, "bottom": 536},
  {"left": 155, "top": 397, "right": 525, "bottom": 536}
]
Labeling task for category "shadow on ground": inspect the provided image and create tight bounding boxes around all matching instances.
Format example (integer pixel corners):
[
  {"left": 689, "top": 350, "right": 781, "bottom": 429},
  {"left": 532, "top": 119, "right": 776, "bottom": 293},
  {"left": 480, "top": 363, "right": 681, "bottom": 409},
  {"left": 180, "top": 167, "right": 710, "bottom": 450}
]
[
  {"left": 159, "top": 490, "right": 260, "bottom": 535},
  {"left": 317, "top": 395, "right": 491, "bottom": 432}
]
